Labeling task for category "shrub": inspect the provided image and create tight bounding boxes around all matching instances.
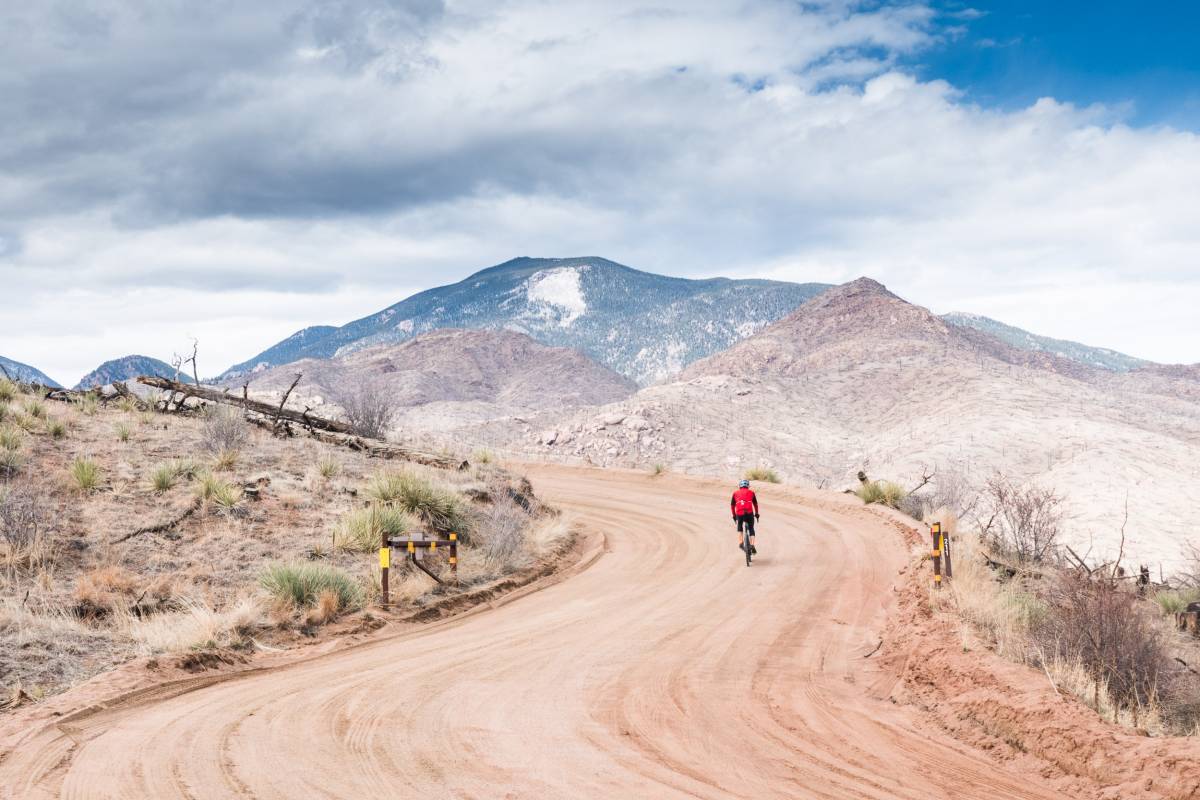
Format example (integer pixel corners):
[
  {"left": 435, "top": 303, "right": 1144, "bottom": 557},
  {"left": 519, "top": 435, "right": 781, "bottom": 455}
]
[
  {"left": 70, "top": 456, "right": 101, "bottom": 492},
  {"left": 0, "top": 484, "right": 50, "bottom": 571},
  {"left": 979, "top": 473, "right": 1063, "bottom": 564},
  {"left": 259, "top": 562, "right": 363, "bottom": 611},
  {"left": 213, "top": 449, "right": 239, "bottom": 472},
  {"left": 855, "top": 480, "right": 907, "bottom": 509},
  {"left": 744, "top": 466, "right": 780, "bottom": 484},
  {"left": 365, "top": 469, "right": 473, "bottom": 537},
  {"left": 1037, "top": 572, "right": 1170, "bottom": 723},
  {"left": 0, "top": 380, "right": 15, "bottom": 402},
  {"left": 46, "top": 419, "right": 67, "bottom": 439},
  {"left": 114, "top": 422, "right": 132, "bottom": 443},
  {"left": 200, "top": 405, "right": 249, "bottom": 454},
  {"left": 334, "top": 506, "right": 416, "bottom": 553},
  {"left": 335, "top": 379, "right": 399, "bottom": 439}
]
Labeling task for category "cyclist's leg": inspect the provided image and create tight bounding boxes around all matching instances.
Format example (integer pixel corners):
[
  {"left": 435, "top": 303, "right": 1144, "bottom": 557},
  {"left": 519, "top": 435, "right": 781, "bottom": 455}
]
[{"left": 747, "top": 515, "right": 757, "bottom": 553}]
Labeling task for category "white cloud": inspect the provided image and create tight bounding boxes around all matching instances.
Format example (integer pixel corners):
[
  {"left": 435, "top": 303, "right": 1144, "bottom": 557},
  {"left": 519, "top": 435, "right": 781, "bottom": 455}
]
[{"left": 1, "top": 0, "right": 1199, "bottom": 382}]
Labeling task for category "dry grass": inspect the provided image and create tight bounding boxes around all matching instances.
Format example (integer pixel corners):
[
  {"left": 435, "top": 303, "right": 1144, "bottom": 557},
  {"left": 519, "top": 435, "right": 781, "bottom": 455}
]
[
  {"left": 74, "top": 565, "right": 139, "bottom": 618},
  {"left": 744, "top": 466, "right": 780, "bottom": 483},
  {"left": 70, "top": 455, "right": 102, "bottom": 492},
  {"left": 304, "top": 589, "right": 342, "bottom": 626},
  {"left": 213, "top": 448, "right": 239, "bottom": 472},
  {"left": 0, "top": 380, "right": 16, "bottom": 403},
  {"left": 200, "top": 405, "right": 249, "bottom": 454},
  {"left": 318, "top": 456, "right": 341, "bottom": 479},
  {"left": 0, "top": 426, "right": 22, "bottom": 452},
  {"left": 114, "top": 422, "right": 132, "bottom": 443},
  {"left": 119, "top": 596, "right": 265, "bottom": 654},
  {"left": 1153, "top": 588, "right": 1200, "bottom": 616},
  {"left": 74, "top": 394, "right": 98, "bottom": 416},
  {"left": 856, "top": 480, "right": 907, "bottom": 509},
  {"left": 46, "top": 419, "right": 67, "bottom": 439},
  {"left": 1043, "top": 654, "right": 1164, "bottom": 733},
  {"left": 23, "top": 399, "right": 46, "bottom": 420}
]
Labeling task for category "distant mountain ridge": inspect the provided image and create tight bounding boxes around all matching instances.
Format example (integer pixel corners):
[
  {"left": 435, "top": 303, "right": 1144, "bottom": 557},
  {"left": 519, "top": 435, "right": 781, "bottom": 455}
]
[
  {"left": 217, "top": 257, "right": 832, "bottom": 385},
  {"left": 942, "top": 312, "right": 1149, "bottom": 372},
  {"left": 75, "top": 355, "right": 190, "bottom": 390},
  {"left": 0, "top": 355, "right": 60, "bottom": 387}
]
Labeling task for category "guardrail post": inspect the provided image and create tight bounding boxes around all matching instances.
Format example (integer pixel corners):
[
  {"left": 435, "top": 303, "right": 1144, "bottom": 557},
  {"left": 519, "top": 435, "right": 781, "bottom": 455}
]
[
  {"left": 380, "top": 526, "right": 391, "bottom": 606},
  {"left": 449, "top": 532, "right": 458, "bottom": 584}
]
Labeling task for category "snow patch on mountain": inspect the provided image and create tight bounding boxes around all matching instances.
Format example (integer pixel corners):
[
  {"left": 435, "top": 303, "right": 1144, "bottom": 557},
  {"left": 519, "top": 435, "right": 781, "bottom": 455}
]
[{"left": 524, "top": 266, "right": 588, "bottom": 327}]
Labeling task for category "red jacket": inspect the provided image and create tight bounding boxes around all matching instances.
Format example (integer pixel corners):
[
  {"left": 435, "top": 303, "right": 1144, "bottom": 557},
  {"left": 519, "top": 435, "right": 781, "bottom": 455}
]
[{"left": 731, "top": 488, "right": 759, "bottom": 517}]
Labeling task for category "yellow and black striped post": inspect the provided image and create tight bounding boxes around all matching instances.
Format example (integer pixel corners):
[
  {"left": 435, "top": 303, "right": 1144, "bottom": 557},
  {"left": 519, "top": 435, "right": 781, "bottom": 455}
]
[
  {"left": 930, "top": 521, "right": 943, "bottom": 588},
  {"left": 449, "top": 532, "right": 458, "bottom": 583},
  {"left": 380, "top": 527, "right": 391, "bottom": 606}
]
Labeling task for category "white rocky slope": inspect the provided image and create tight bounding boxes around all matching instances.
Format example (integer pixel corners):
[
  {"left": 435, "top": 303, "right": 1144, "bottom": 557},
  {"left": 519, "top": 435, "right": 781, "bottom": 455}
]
[{"left": 467, "top": 279, "right": 1200, "bottom": 572}]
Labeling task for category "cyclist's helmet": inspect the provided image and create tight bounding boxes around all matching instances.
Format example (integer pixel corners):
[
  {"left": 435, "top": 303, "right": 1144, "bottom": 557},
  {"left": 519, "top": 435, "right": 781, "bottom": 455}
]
[{"left": 739, "top": 479, "right": 750, "bottom": 488}]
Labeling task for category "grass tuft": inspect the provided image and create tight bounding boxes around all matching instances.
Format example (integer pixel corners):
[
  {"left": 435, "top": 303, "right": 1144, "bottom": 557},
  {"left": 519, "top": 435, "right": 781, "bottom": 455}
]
[
  {"left": 1154, "top": 589, "right": 1200, "bottom": 616},
  {"left": 856, "top": 480, "right": 908, "bottom": 509},
  {"left": 365, "top": 469, "right": 473, "bottom": 537},
  {"left": 196, "top": 472, "right": 241, "bottom": 508},
  {"left": 651, "top": 463, "right": 666, "bottom": 477},
  {"left": 114, "top": 422, "right": 132, "bottom": 443},
  {"left": 213, "top": 449, "right": 239, "bottom": 472},
  {"left": 150, "top": 464, "right": 178, "bottom": 493},
  {"left": 0, "top": 427, "right": 22, "bottom": 452},
  {"left": 334, "top": 506, "right": 416, "bottom": 553},
  {"left": 0, "top": 448, "right": 22, "bottom": 477},
  {"left": 318, "top": 456, "right": 341, "bottom": 479},
  {"left": 259, "top": 562, "right": 364, "bottom": 611},
  {"left": 22, "top": 400, "right": 46, "bottom": 420},
  {"left": 46, "top": 419, "right": 67, "bottom": 439},
  {"left": 744, "top": 466, "right": 780, "bottom": 484},
  {"left": 70, "top": 456, "right": 101, "bottom": 492},
  {"left": 0, "top": 380, "right": 16, "bottom": 402}
]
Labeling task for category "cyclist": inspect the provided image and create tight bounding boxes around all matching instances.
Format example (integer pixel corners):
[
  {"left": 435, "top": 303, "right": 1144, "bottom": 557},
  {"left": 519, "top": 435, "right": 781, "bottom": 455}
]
[{"left": 731, "top": 479, "right": 760, "bottom": 554}]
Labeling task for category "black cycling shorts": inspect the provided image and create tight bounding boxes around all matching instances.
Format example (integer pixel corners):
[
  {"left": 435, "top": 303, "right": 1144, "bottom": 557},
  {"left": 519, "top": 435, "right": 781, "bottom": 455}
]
[{"left": 735, "top": 513, "right": 756, "bottom": 535}]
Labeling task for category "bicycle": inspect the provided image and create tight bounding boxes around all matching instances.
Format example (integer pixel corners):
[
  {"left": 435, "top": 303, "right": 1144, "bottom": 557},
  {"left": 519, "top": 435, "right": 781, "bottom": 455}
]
[{"left": 737, "top": 516, "right": 757, "bottom": 566}]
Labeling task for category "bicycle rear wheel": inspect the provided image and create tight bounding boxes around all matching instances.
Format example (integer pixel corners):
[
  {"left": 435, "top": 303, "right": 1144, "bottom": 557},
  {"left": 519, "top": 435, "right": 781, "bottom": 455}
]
[{"left": 744, "top": 531, "right": 752, "bottom": 566}]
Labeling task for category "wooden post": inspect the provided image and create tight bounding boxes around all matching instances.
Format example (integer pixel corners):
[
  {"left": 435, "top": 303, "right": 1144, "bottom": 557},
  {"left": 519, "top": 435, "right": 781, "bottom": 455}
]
[
  {"left": 930, "top": 522, "right": 943, "bottom": 589},
  {"left": 941, "top": 522, "right": 953, "bottom": 579},
  {"left": 380, "top": 525, "right": 390, "bottom": 606}
]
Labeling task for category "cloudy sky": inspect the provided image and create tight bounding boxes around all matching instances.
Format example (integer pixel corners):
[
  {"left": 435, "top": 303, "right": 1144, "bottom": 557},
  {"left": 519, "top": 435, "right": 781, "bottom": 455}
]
[{"left": 2, "top": 0, "right": 1199, "bottom": 384}]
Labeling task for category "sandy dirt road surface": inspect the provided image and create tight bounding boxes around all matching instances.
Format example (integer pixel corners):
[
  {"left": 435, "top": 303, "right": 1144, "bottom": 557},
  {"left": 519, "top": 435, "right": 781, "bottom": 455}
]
[{"left": 1, "top": 466, "right": 1067, "bottom": 799}]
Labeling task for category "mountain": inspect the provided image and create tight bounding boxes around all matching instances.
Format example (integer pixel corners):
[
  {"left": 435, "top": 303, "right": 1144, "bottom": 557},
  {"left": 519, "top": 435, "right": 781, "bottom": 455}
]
[
  {"left": 217, "top": 325, "right": 337, "bottom": 381},
  {"left": 0, "top": 355, "right": 61, "bottom": 387},
  {"left": 233, "top": 329, "right": 637, "bottom": 433},
  {"left": 74, "top": 355, "right": 190, "bottom": 390},
  {"left": 474, "top": 278, "right": 1200, "bottom": 570},
  {"left": 942, "top": 312, "right": 1149, "bottom": 372},
  {"left": 216, "top": 257, "right": 831, "bottom": 385}
]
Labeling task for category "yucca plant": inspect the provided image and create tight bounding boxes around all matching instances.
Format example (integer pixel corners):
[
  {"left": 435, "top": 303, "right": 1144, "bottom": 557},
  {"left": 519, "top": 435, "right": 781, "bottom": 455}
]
[
  {"left": 365, "top": 469, "right": 473, "bottom": 537},
  {"left": 196, "top": 472, "right": 241, "bottom": 509},
  {"left": 213, "top": 449, "right": 239, "bottom": 472},
  {"left": 114, "top": 422, "right": 132, "bottom": 443},
  {"left": 259, "top": 562, "right": 364, "bottom": 611},
  {"left": 0, "top": 427, "right": 21, "bottom": 451},
  {"left": 71, "top": 456, "right": 101, "bottom": 492},
  {"left": 150, "top": 463, "right": 178, "bottom": 493},
  {"left": 334, "top": 506, "right": 416, "bottom": 553},
  {"left": 317, "top": 457, "right": 341, "bottom": 479}
]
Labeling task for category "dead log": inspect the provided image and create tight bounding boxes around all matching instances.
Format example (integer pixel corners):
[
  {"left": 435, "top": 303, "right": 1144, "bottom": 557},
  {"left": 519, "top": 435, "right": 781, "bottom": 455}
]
[{"left": 137, "top": 376, "right": 354, "bottom": 434}]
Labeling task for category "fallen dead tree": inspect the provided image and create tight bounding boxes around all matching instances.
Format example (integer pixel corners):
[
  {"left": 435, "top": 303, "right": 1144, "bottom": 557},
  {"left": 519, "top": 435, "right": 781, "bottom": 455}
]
[{"left": 139, "top": 375, "right": 462, "bottom": 470}]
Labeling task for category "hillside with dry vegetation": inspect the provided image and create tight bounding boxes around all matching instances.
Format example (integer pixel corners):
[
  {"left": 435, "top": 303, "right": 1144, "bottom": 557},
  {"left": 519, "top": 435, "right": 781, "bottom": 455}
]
[
  {"left": 474, "top": 278, "right": 1200, "bottom": 573},
  {"left": 0, "top": 377, "right": 568, "bottom": 709}
]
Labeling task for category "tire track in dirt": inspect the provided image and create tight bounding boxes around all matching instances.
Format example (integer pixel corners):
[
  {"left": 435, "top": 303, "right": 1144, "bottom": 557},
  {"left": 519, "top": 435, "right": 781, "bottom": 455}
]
[{"left": 1, "top": 466, "right": 1068, "bottom": 799}]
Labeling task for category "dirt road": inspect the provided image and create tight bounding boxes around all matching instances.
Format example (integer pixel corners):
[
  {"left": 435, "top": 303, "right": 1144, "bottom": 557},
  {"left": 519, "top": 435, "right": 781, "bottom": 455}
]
[{"left": 1, "top": 466, "right": 1065, "bottom": 799}]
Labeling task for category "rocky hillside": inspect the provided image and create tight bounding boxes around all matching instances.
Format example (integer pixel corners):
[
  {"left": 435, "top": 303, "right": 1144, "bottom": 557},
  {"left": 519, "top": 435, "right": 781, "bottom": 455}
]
[
  {"left": 217, "top": 257, "right": 830, "bottom": 385},
  {"left": 74, "top": 355, "right": 187, "bottom": 390},
  {"left": 476, "top": 278, "right": 1200, "bottom": 570},
  {"left": 232, "top": 329, "right": 637, "bottom": 432},
  {"left": 943, "top": 312, "right": 1149, "bottom": 372},
  {"left": 0, "top": 356, "right": 60, "bottom": 387}
]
